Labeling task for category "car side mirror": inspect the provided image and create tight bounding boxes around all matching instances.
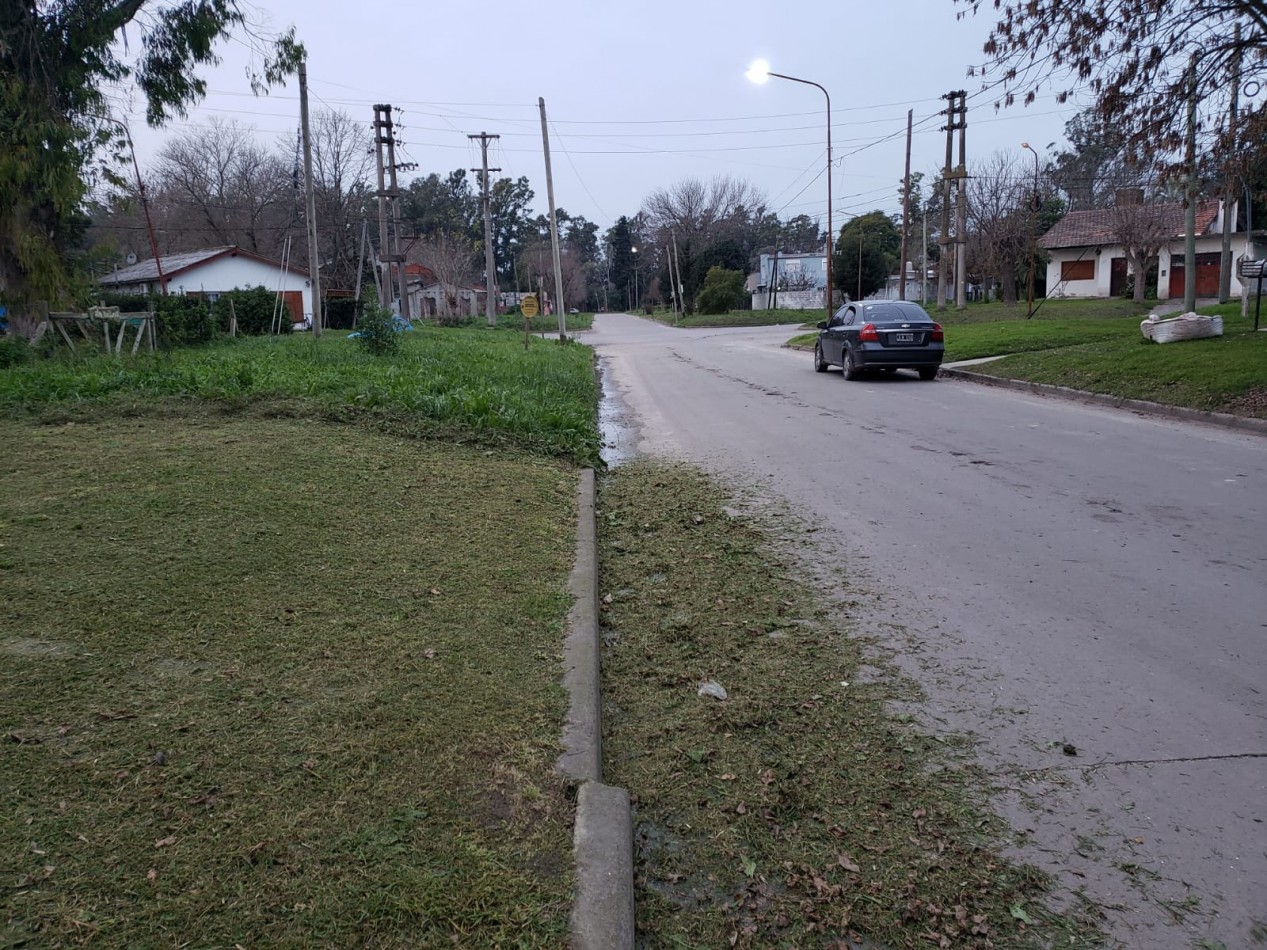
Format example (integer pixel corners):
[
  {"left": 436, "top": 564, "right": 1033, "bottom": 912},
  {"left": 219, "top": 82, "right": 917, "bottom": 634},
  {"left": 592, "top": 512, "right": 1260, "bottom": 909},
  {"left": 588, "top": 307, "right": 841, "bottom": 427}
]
[{"left": 816, "top": 321, "right": 827, "bottom": 330}]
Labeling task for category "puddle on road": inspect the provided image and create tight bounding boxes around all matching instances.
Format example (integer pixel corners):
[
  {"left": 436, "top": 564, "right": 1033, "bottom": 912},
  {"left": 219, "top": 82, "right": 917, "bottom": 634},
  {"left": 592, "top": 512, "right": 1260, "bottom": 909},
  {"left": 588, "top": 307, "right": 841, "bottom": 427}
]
[{"left": 598, "top": 357, "right": 639, "bottom": 468}]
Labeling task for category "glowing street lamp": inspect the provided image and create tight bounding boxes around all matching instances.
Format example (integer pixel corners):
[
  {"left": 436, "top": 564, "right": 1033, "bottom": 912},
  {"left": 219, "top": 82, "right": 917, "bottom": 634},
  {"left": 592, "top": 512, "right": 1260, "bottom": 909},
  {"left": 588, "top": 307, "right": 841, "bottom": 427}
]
[{"left": 747, "top": 60, "right": 833, "bottom": 313}]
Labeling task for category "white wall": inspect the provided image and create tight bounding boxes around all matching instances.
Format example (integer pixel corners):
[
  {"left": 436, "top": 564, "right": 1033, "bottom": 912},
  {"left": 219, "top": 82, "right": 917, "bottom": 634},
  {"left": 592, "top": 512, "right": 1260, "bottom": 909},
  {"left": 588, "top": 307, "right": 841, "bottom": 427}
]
[
  {"left": 170, "top": 255, "right": 312, "bottom": 319},
  {"left": 1046, "top": 236, "right": 1255, "bottom": 301}
]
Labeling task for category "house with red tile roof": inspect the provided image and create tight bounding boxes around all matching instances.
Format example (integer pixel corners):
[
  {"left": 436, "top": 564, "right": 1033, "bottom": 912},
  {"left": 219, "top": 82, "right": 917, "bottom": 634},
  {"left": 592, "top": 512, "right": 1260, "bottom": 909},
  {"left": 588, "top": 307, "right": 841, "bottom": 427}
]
[{"left": 1038, "top": 197, "right": 1259, "bottom": 301}]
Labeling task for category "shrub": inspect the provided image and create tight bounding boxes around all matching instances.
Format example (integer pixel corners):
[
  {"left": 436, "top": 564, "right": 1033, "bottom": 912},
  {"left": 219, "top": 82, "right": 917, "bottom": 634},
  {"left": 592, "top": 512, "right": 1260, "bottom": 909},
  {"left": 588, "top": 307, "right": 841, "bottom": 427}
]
[
  {"left": 353, "top": 292, "right": 400, "bottom": 356},
  {"left": 0, "top": 336, "right": 33, "bottom": 368},
  {"left": 154, "top": 294, "right": 214, "bottom": 347},
  {"left": 324, "top": 297, "right": 360, "bottom": 330},
  {"left": 212, "top": 287, "right": 291, "bottom": 336},
  {"left": 695, "top": 267, "right": 747, "bottom": 315}
]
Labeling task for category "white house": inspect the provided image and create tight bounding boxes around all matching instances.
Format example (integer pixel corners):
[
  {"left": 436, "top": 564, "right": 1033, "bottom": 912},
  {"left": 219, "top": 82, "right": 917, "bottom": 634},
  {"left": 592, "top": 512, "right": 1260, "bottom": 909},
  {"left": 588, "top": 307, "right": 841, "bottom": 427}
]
[
  {"left": 1039, "top": 198, "right": 1259, "bottom": 301},
  {"left": 99, "top": 246, "right": 313, "bottom": 324}
]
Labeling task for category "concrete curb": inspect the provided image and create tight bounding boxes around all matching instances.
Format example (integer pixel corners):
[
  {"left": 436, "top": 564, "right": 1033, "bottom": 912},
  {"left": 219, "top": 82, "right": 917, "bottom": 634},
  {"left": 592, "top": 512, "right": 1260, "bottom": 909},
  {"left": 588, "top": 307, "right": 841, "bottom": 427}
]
[
  {"left": 939, "top": 367, "right": 1267, "bottom": 436},
  {"left": 558, "top": 468, "right": 635, "bottom": 950}
]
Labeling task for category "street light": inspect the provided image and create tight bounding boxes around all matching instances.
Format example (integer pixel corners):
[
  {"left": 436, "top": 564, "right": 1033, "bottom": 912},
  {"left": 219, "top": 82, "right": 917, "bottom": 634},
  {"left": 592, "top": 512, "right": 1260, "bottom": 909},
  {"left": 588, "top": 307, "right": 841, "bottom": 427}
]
[
  {"left": 1021, "top": 141, "right": 1039, "bottom": 318},
  {"left": 748, "top": 60, "right": 833, "bottom": 316}
]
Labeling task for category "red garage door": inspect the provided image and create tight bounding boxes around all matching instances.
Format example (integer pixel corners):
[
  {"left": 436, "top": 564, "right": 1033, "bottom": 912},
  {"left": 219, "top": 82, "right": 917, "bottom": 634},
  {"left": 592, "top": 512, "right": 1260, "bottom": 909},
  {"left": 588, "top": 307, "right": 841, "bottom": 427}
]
[{"left": 1168, "top": 252, "right": 1221, "bottom": 299}]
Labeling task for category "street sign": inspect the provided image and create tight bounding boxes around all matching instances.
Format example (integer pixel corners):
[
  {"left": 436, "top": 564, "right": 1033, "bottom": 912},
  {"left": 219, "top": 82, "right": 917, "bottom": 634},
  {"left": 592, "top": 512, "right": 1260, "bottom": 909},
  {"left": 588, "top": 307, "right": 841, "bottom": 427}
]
[
  {"left": 521, "top": 294, "right": 539, "bottom": 318},
  {"left": 1238, "top": 259, "right": 1264, "bottom": 279}
]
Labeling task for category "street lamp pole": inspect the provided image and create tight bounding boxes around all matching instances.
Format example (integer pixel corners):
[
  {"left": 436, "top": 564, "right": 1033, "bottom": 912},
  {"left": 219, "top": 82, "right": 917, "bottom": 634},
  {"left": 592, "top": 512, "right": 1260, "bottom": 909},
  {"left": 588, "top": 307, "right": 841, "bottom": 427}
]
[
  {"left": 1021, "top": 142, "right": 1039, "bottom": 318},
  {"left": 747, "top": 61, "right": 832, "bottom": 316}
]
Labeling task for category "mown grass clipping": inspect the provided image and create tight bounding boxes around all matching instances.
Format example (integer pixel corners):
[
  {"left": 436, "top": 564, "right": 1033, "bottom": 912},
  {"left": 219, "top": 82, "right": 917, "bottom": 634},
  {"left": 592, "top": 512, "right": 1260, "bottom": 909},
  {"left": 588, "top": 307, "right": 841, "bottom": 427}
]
[
  {"left": 598, "top": 461, "right": 1105, "bottom": 949},
  {"left": 1, "top": 415, "right": 579, "bottom": 947}
]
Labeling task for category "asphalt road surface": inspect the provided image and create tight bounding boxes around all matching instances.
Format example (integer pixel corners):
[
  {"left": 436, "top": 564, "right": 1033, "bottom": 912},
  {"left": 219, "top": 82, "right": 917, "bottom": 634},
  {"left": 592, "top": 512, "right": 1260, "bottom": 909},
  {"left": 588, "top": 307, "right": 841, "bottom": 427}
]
[{"left": 589, "top": 312, "right": 1266, "bottom": 950}]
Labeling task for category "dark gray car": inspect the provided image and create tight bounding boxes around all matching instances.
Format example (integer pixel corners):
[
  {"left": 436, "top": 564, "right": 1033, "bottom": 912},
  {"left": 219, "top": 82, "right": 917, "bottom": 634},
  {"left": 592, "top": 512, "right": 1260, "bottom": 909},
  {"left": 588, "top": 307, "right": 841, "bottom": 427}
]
[{"left": 813, "top": 300, "right": 944, "bottom": 380}]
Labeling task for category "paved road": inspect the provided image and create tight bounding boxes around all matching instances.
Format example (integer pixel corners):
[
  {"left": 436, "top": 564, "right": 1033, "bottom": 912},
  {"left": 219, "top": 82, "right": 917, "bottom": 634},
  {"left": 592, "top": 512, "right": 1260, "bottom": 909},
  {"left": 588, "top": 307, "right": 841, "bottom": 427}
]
[{"left": 589, "top": 313, "right": 1267, "bottom": 950}]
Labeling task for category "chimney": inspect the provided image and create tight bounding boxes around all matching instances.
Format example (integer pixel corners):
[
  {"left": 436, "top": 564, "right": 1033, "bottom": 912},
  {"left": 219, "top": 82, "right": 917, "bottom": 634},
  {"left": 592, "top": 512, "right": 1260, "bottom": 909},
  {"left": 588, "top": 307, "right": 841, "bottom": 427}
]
[{"left": 1115, "top": 188, "right": 1144, "bottom": 207}]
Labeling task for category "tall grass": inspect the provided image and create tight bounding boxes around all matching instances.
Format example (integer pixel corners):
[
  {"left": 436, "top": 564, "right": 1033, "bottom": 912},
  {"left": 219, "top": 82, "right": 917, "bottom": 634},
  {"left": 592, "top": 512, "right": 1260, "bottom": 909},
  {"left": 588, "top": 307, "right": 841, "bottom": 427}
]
[{"left": 0, "top": 328, "right": 601, "bottom": 466}]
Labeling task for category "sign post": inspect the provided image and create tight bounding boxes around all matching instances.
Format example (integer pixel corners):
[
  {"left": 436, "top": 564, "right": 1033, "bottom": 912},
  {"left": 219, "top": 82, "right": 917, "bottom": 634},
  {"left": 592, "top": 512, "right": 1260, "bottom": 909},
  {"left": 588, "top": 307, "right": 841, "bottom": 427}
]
[
  {"left": 1238, "top": 259, "right": 1264, "bottom": 331},
  {"left": 521, "top": 294, "right": 539, "bottom": 350}
]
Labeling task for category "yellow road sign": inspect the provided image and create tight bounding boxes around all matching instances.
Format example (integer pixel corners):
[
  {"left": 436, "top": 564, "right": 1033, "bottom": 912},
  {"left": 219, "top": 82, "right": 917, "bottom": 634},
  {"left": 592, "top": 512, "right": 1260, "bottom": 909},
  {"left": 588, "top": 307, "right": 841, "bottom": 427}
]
[{"left": 521, "top": 294, "right": 539, "bottom": 318}]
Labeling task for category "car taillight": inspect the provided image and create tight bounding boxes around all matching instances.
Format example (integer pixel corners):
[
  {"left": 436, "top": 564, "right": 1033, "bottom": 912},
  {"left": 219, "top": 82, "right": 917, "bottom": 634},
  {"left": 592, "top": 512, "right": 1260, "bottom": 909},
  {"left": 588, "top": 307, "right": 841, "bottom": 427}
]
[
  {"left": 931, "top": 323, "right": 944, "bottom": 342},
  {"left": 859, "top": 323, "right": 879, "bottom": 342}
]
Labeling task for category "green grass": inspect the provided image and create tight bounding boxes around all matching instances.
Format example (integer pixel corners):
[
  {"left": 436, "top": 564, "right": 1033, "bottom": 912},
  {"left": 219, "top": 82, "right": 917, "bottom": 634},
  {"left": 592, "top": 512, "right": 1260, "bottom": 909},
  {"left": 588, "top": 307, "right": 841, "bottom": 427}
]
[
  {"left": 646, "top": 308, "right": 822, "bottom": 328},
  {"left": 0, "top": 328, "right": 601, "bottom": 466},
  {"left": 0, "top": 415, "right": 581, "bottom": 947},
  {"left": 934, "top": 297, "right": 1152, "bottom": 325},
  {"left": 598, "top": 462, "right": 1105, "bottom": 949},
  {"left": 495, "top": 311, "right": 595, "bottom": 333},
  {"left": 970, "top": 305, "right": 1267, "bottom": 416}
]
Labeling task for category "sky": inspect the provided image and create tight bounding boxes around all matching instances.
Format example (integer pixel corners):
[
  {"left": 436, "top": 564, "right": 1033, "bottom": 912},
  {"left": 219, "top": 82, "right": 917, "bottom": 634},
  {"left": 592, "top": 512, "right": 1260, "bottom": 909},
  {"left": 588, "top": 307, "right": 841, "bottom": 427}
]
[{"left": 115, "top": 0, "right": 1092, "bottom": 236}]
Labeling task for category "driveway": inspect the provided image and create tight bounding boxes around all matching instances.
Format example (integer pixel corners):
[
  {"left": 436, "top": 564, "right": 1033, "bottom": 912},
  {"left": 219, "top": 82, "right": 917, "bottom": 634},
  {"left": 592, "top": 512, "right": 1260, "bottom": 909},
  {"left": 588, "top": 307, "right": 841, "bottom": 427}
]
[{"left": 591, "top": 312, "right": 1266, "bottom": 949}]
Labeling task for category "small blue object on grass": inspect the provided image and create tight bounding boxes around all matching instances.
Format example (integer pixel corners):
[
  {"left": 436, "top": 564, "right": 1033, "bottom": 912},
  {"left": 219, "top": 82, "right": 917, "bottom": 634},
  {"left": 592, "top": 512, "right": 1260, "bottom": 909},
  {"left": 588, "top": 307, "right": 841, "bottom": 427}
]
[{"left": 348, "top": 315, "right": 414, "bottom": 339}]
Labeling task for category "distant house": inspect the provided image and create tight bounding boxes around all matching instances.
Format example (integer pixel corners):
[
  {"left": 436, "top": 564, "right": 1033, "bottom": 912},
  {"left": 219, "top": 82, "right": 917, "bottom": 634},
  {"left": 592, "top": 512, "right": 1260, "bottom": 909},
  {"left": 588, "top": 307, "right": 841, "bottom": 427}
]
[
  {"left": 749, "top": 250, "right": 828, "bottom": 310},
  {"left": 1039, "top": 197, "right": 1259, "bottom": 301},
  {"left": 406, "top": 265, "right": 485, "bottom": 319},
  {"left": 99, "top": 246, "right": 312, "bottom": 324}
]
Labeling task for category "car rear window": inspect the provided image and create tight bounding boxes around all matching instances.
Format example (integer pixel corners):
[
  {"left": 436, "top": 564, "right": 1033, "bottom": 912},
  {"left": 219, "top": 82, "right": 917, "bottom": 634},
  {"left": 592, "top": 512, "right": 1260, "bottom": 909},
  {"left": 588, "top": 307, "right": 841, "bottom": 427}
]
[{"left": 862, "top": 305, "right": 932, "bottom": 325}]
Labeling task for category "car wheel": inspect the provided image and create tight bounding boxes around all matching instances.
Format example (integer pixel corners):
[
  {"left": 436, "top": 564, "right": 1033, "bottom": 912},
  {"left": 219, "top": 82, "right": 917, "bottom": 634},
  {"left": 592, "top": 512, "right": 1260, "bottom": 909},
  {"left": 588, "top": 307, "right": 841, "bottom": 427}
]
[
  {"left": 918, "top": 366, "right": 939, "bottom": 381},
  {"left": 842, "top": 347, "right": 863, "bottom": 380},
  {"left": 813, "top": 342, "right": 828, "bottom": 373}
]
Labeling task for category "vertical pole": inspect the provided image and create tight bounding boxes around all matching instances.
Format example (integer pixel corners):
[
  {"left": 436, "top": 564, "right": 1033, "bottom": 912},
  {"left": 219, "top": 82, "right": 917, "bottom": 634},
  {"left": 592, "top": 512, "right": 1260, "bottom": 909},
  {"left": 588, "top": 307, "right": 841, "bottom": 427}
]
[
  {"left": 354, "top": 217, "right": 367, "bottom": 305},
  {"left": 471, "top": 132, "right": 502, "bottom": 328},
  {"left": 118, "top": 121, "right": 166, "bottom": 296},
  {"left": 1183, "top": 54, "right": 1198, "bottom": 313},
  {"left": 955, "top": 92, "right": 967, "bottom": 311},
  {"left": 899, "top": 108, "right": 912, "bottom": 300},
  {"left": 922, "top": 213, "right": 928, "bottom": 304},
  {"left": 538, "top": 99, "right": 567, "bottom": 340},
  {"left": 857, "top": 230, "right": 864, "bottom": 301},
  {"left": 298, "top": 61, "right": 322, "bottom": 336},
  {"left": 373, "top": 106, "right": 391, "bottom": 311},
  {"left": 1220, "top": 29, "right": 1241, "bottom": 304},
  {"left": 384, "top": 107, "right": 409, "bottom": 322},
  {"left": 824, "top": 89, "right": 833, "bottom": 316},
  {"left": 770, "top": 247, "right": 779, "bottom": 311},
  {"left": 671, "top": 231, "right": 683, "bottom": 317},
  {"left": 937, "top": 93, "right": 953, "bottom": 311}
]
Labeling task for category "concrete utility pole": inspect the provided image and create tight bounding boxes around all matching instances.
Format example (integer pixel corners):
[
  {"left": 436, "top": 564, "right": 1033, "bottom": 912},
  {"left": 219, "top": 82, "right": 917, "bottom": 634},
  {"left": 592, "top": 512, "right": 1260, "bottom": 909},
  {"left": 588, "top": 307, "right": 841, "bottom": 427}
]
[
  {"left": 899, "top": 109, "right": 912, "bottom": 300},
  {"left": 536, "top": 100, "right": 567, "bottom": 341},
  {"left": 385, "top": 113, "right": 413, "bottom": 321},
  {"left": 1220, "top": 28, "right": 1242, "bottom": 304},
  {"left": 299, "top": 60, "right": 322, "bottom": 335},
  {"left": 671, "top": 230, "right": 684, "bottom": 316},
  {"left": 1183, "top": 54, "right": 1199, "bottom": 313},
  {"left": 470, "top": 131, "right": 501, "bottom": 327},
  {"left": 372, "top": 105, "right": 400, "bottom": 315},
  {"left": 936, "top": 91, "right": 968, "bottom": 310}
]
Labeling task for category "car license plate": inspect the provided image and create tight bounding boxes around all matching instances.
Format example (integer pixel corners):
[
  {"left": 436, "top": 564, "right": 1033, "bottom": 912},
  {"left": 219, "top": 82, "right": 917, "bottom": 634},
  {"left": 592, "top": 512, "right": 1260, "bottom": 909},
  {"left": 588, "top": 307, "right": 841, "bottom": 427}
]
[{"left": 894, "top": 332, "right": 915, "bottom": 343}]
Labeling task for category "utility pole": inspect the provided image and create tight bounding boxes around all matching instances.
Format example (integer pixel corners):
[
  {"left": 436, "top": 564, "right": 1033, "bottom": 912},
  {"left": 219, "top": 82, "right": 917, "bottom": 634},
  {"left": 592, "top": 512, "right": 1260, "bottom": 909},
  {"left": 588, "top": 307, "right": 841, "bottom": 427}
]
[
  {"left": 899, "top": 108, "right": 913, "bottom": 300},
  {"left": 954, "top": 92, "right": 968, "bottom": 310},
  {"left": 1183, "top": 54, "right": 1199, "bottom": 313},
  {"left": 1220, "top": 28, "right": 1242, "bottom": 304},
  {"left": 470, "top": 131, "right": 501, "bottom": 327},
  {"left": 936, "top": 91, "right": 967, "bottom": 310},
  {"left": 536, "top": 100, "right": 567, "bottom": 340},
  {"left": 922, "top": 213, "right": 928, "bottom": 304},
  {"left": 299, "top": 60, "right": 322, "bottom": 336},
  {"left": 671, "top": 231, "right": 684, "bottom": 316},
  {"left": 372, "top": 106, "right": 397, "bottom": 314},
  {"left": 385, "top": 113, "right": 413, "bottom": 321}
]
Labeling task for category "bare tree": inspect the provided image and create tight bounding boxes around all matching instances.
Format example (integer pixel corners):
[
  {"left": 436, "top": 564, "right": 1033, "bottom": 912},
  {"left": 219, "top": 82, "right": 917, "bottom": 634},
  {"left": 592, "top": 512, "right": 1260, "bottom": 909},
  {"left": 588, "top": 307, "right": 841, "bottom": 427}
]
[
  {"left": 409, "top": 231, "right": 475, "bottom": 325},
  {"left": 641, "top": 175, "right": 768, "bottom": 247},
  {"left": 308, "top": 109, "right": 375, "bottom": 291},
  {"left": 148, "top": 117, "right": 293, "bottom": 258},
  {"left": 965, "top": 151, "right": 1032, "bottom": 305},
  {"left": 1111, "top": 198, "right": 1173, "bottom": 303},
  {"left": 520, "top": 238, "right": 587, "bottom": 311}
]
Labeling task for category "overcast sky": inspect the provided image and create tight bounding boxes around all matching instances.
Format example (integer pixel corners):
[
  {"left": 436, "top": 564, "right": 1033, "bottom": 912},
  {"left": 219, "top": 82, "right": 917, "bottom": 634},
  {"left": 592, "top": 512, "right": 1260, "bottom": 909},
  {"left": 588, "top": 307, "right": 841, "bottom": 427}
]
[{"left": 117, "top": 0, "right": 1090, "bottom": 234}]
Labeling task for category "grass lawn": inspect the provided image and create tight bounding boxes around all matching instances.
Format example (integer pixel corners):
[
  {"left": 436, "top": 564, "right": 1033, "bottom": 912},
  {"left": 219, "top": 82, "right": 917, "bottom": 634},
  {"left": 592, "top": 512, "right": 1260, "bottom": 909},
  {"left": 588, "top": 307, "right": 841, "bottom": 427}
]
[
  {"left": 1, "top": 329, "right": 601, "bottom": 946},
  {"left": 1, "top": 328, "right": 601, "bottom": 466},
  {"left": 969, "top": 304, "right": 1267, "bottom": 416},
  {"left": 645, "top": 308, "right": 821, "bottom": 329},
  {"left": 598, "top": 462, "right": 1102, "bottom": 948}
]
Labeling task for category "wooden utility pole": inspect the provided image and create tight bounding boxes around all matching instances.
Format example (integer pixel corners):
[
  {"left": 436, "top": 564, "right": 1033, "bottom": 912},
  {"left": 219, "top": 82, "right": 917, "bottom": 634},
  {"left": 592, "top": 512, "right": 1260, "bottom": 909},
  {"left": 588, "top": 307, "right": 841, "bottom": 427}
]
[
  {"left": 671, "top": 230, "right": 684, "bottom": 316},
  {"left": 537, "top": 100, "right": 568, "bottom": 341},
  {"left": 899, "top": 108, "right": 913, "bottom": 300},
  {"left": 470, "top": 131, "right": 501, "bottom": 327},
  {"left": 298, "top": 61, "right": 322, "bottom": 335}
]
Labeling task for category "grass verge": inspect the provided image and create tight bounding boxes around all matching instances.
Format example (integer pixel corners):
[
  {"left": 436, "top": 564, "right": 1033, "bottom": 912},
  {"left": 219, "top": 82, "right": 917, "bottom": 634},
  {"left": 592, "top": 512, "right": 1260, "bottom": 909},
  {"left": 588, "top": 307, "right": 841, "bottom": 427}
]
[
  {"left": 598, "top": 462, "right": 1104, "bottom": 949},
  {"left": 647, "top": 309, "right": 821, "bottom": 329},
  {"left": 1, "top": 414, "right": 580, "bottom": 947},
  {"left": 0, "top": 327, "right": 601, "bottom": 467},
  {"left": 967, "top": 304, "right": 1266, "bottom": 416}
]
